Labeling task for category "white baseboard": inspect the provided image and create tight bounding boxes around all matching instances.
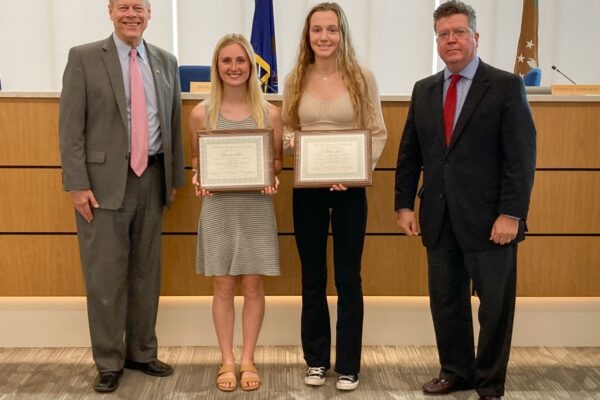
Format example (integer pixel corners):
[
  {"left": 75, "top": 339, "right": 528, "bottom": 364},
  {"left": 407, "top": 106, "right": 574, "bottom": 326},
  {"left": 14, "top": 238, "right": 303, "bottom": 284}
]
[{"left": 1, "top": 296, "right": 599, "bottom": 347}]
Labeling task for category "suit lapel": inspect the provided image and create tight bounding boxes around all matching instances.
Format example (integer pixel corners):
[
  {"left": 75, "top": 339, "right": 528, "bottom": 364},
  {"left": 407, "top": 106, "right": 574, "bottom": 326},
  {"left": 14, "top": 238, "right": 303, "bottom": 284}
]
[
  {"left": 448, "top": 61, "right": 491, "bottom": 149},
  {"left": 101, "top": 36, "right": 128, "bottom": 131},
  {"left": 428, "top": 72, "right": 446, "bottom": 150},
  {"left": 145, "top": 42, "right": 166, "bottom": 138}
]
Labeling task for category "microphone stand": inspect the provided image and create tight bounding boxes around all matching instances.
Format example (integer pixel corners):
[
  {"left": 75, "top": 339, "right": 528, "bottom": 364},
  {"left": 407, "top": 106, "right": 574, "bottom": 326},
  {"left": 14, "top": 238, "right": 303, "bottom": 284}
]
[{"left": 551, "top": 65, "right": 577, "bottom": 84}]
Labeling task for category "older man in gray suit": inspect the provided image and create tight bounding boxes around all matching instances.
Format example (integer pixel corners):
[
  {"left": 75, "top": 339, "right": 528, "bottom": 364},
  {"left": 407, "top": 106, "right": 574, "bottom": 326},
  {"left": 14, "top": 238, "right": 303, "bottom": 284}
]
[{"left": 59, "top": 0, "right": 184, "bottom": 393}]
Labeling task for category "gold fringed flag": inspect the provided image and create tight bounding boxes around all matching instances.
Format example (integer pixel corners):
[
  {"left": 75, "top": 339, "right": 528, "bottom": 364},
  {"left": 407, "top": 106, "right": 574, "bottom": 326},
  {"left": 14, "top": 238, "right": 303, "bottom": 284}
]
[
  {"left": 514, "top": 0, "right": 539, "bottom": 76},
  {"left": 251, "top": 0, "right": 278, "bottom": 93}
]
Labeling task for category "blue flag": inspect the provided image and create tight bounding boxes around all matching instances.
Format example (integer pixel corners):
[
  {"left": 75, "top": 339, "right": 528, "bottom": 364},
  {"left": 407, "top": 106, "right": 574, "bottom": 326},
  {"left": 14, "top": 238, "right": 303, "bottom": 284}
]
[{"left": 251, "top": 0, "right": 278, "bottom": 93}]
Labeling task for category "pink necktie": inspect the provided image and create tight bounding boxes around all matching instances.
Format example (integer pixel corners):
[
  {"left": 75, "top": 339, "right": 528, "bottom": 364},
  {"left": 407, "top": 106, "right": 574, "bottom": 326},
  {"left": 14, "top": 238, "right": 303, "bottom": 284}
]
[
  {"left": 129, "top": 48, "right": 148, "bottom": 176},
  {"left": 443, "top": 74, "right": 462, "bottom": 146}
]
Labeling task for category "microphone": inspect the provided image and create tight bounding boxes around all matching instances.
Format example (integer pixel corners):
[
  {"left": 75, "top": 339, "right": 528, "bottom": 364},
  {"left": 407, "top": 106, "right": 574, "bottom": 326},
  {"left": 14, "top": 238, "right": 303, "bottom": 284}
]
[{"left": 551, "top": 65, "right": 577, "bottom": 84}]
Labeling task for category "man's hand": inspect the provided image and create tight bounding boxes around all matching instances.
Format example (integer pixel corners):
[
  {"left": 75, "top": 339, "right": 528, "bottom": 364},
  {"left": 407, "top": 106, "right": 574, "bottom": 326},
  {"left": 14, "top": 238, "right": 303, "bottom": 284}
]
[
  {"left": 490, "top": 215, "right": 519, "bottom": 245},
  {"left": 70, "top": 189, "right": 98, "bottom": 223},
  {"left": 170, "top": 188, "right": 178, "bottom": 204},
  {"left": 397, "top": 209, "right": 419, "bottom": 236}
]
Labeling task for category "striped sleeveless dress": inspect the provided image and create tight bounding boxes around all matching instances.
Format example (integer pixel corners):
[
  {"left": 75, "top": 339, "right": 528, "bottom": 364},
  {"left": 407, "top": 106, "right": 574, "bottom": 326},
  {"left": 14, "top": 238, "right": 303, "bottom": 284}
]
[{"left": 195, "top": 104, "right": 280, "bottom": 276}]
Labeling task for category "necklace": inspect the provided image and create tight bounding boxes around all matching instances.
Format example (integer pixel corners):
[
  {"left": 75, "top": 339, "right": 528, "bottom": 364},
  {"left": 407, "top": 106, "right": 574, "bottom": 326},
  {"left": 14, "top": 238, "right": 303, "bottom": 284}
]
[{"left": 313, "top": 66, "right": 337, "bottom": 81}]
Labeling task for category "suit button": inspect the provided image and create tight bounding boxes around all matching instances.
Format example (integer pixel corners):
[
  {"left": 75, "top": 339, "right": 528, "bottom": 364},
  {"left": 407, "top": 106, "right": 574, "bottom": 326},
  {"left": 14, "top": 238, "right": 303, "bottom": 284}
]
[
  {"left": 125, "top": 154, "right": 129, "bottom": 160},
  {"left": 439, "top": 193, "right": 445, "bottom": 199}
]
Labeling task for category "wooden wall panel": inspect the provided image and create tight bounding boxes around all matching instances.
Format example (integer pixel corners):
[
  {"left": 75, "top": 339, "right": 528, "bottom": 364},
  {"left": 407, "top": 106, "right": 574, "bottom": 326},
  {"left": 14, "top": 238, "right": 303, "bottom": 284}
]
[
  {"left": 162, "top": 171, "right": 202, "bottom": 232},
  {"left": 0, "top": 168, "right": 75, "bottom": 232},
  {"left": 139, "top": 170, "right": 600, "bottom": 236},
  {"left": 517, "top": 237, "right": 600, "bottom": 296},
  {"left": 527, "top": 171, "right": 600, "bottom": 233},
  {"left": 154, "top": 168, "right": 596, "bottom": 235},
  {"left": 272, "top": 172, "right": 294, "bottom": 233},
  {"left": 361, "top": 236, "right": 428, "bottom": 295},
  {"left": 3, "top": 99, "right": 599, "bottom": 170},
  {"left": 378, "top": 102, "right": 408, "bottom": 169},
  {"left": 6, "top": 169, "right": 598, "bottom": 235},
  {"left": 0, "top": 235, "right": 85, "bottom": 296},
  {"left": 0, "top": 235, "right": 427, "bottom": 296},
  {"left": 162, "top": 171, "right": 402, "bottom": 235},
  {"left": 362, "top": 170, "right": 600, "bottom": 234},
  {"left": 160, "top": 235, "right": 211, "bottom": 295},
  {"left": 530, "top": 102, "right": 600, "bottom": 168},
  {"left": 1, "top": 96, "right": 599, "bottom": 297},
  {"left": 0, "top": 99, "right": 60, "bottom": 166},
  {"left": 181, "top": 101, "right": 195, "bottom": 167},
  {"left": 366, "top": 172, "right": 405, "bottom": 233},
  {"left": 3, "top": 235, "right": 598, "bottom": 296}
]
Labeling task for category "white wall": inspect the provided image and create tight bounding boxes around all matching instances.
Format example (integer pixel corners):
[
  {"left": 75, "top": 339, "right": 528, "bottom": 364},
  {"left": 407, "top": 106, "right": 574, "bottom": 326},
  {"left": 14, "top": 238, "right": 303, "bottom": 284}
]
[
  {"left": 0, "top": 0, "right": 174, "bottom": 91},
  {"left": 0, "top": 0, "right": 598, "bottom": 93},
  {"left": 540, "top": 0, "right": 600, "bottom": 84},
  {"left": 178, "top": 0, "right": 435, "bottom": 94}
]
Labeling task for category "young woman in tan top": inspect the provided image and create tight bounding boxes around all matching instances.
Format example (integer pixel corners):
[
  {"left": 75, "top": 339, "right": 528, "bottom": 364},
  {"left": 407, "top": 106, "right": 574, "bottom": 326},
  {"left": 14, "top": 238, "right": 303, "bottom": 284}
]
[{"left": 282, "top": 2, "right": 387, "bottom": 391}]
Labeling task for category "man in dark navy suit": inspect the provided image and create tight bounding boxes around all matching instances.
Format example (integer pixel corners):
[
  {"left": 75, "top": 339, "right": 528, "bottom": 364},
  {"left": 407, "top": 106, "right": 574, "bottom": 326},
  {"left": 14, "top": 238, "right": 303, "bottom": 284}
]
[{"left": 394, "top": 2, "right": 536, "bottom": 399}]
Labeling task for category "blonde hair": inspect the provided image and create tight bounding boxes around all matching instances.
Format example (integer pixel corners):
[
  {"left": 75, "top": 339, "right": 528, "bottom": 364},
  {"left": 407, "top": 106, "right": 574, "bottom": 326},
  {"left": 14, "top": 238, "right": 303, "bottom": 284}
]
[
  {"left": 284, "top": 2, "right": 375, "bottom": 132},
  {"left": 207, "top": 33, "right": 266, "bottom": 129}
]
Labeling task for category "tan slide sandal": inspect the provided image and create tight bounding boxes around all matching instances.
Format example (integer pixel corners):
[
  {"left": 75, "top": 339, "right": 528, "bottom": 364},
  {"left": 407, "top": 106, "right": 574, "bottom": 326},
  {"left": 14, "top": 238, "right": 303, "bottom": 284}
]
[
  {"left": 216, "top": 364, "right": 237, "bottom": 392},
  {"left": 239, "top": 363, "right": 261, "bottom": 391}
]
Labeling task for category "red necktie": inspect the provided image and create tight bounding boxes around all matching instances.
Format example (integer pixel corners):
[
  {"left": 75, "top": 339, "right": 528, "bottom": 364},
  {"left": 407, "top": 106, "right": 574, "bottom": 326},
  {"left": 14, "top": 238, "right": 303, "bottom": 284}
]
[
  {"left": 129, "top": 48, "right": 148, "bottom": 176},
  {"left": 443, "top": 74, "right": 462, "bottom": 146}
]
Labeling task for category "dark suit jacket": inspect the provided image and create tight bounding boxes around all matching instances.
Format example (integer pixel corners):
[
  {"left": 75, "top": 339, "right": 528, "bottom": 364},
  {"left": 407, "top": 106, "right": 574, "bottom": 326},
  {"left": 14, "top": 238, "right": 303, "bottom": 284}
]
[
  {"left": 394, "top": 60, "right": 536, "bottom": 252},
  {"left": 59, "top": 35, "right": 184, "bottom": 209}
]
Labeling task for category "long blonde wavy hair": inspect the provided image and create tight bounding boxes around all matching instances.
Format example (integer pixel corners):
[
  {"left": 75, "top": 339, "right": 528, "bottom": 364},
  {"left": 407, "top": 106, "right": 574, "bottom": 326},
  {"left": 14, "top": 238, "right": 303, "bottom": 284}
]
[
  {"left": 207, "top": 33, "right": 266, "bottom": 129},
  {"left": 283, "top": 2, "right": 375, "bottom": 132}
]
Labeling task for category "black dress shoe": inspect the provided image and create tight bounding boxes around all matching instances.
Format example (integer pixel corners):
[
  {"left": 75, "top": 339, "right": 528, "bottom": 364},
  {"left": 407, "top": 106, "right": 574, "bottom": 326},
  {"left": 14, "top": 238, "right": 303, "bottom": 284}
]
[
  {"left": 422, "top": 377, "right": 471, "bottom": 395},
  {"left": 124, "top": 359, "right": 173, "bottom": 377},
  {"left": 94, "top": 370, "right": 123, "bottom": 393}
]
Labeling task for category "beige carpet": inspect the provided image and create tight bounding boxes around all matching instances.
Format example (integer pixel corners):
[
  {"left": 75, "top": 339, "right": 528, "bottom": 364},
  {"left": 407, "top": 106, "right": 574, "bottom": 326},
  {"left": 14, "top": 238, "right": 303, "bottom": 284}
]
[{"left": 0, "top": 346, "right": 599, "bottom": 399}]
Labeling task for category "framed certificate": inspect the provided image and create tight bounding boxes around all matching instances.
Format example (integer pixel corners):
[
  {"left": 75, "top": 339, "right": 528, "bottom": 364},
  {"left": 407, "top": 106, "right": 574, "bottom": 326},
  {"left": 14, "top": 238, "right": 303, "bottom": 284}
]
[
  {"left": 193, "top": 129, "right": 274, "bottom": 191},
  {"left": 294, "top": 129, "right": 372, "bottom": 188}
]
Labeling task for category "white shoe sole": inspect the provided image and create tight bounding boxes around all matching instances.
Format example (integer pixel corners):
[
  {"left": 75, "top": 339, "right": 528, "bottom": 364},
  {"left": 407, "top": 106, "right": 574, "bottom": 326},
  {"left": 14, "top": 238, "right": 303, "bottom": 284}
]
[
  {"left": 305, "top": 376, "right": 326, "bottom": 386},
  {"left": 336, "top": 380, "right": 359, "bottom": 390}
]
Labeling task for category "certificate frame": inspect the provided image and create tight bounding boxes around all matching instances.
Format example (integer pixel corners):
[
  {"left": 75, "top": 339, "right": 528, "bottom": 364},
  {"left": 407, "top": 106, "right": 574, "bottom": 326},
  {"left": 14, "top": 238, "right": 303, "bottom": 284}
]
[
  {"left": 193, "top": 128, "right": 274, "bottom": 192},
  {"left": 294, "top": 129, "right": 372, "bottom": 188}
]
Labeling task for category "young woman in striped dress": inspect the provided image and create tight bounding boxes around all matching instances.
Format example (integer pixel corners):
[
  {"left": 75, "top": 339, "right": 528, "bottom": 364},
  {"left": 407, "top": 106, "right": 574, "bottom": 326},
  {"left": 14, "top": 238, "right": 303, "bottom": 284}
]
[{"left": 188, "top": 33, "right": 283, "bottom": 392}]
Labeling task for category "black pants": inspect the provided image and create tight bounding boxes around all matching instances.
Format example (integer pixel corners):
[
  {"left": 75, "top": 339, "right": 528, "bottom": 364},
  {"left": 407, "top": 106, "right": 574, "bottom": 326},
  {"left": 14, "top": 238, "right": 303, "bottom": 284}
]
[
  {"left": 426, "top": 210, "right": 517, "bottom": 397},
  {"left": 293, "top": 187, "right": 367, "bottom": 375}
]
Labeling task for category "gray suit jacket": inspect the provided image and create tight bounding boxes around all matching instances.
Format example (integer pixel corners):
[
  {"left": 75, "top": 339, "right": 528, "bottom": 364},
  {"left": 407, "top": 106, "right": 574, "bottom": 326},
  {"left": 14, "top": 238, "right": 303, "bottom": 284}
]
[{"left": 59, "top": 35, "right": 184, "bottom": 209}]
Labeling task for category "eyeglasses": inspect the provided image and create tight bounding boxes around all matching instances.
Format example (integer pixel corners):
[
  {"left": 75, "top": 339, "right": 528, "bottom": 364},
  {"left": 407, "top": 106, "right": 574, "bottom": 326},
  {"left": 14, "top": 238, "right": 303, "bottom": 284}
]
[{"left": 436, "top": 28, "right": 472, "bottom": 42}]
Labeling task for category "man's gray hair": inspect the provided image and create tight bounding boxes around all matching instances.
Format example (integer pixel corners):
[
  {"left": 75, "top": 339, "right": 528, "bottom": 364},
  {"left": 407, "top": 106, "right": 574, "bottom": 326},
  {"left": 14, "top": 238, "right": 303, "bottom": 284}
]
[{"left": 109, "top": 0, "right": 150, "bottom": 6}]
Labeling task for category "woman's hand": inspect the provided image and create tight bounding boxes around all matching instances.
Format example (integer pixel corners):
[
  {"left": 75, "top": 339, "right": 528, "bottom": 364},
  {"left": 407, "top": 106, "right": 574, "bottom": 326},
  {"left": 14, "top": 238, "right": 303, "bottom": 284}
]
[
  {"left": 330, "top": 184, "right": 348, "bottom": 191},
  {"left": 192, "top": 171, "right": 213, "bottom": 197},
  {"left": 282, "top": 130, "right": 295, "bottom": 154},
  {"left": 262, "top": 176, "right": 280, "bottom": 195}
]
